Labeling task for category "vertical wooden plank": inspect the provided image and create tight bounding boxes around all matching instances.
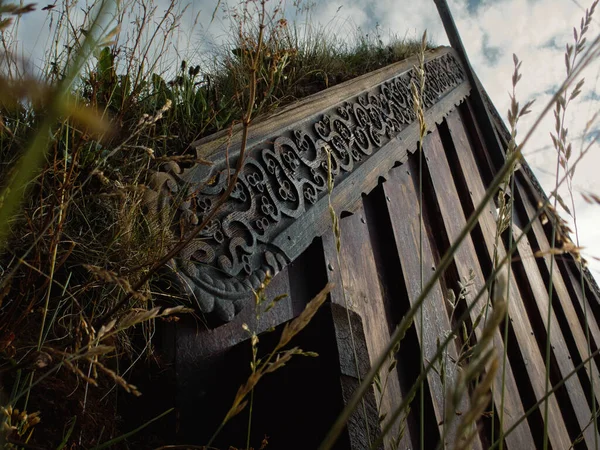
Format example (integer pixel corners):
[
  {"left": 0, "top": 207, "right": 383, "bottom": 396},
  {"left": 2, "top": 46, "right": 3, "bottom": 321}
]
[
  {"left": 362, "top": 183, "right": 435, "bottom": 448},
  {"left": 462, "top": 99, "right": 501, "bottom": 182},
  {"left": 515, "top": 177, "right": 600, "bottom": 399},
  {"left": 424, "top": 128, "right": 535, "bottom": 448},
  {"left": 561, "top": 258, "right": 600, "bottom": 357},
  {"left": 328, "top": 302, "right": 386, "bottom": 450},
  {"left": 444, "top": 108, "right": 573, "bottom": 449},
  {"left": 382, "top": 157, "right": 483, "bottom": 450},
  {"left": 322, "top": 212, "right": 413, "bottom": 450},
  {"left": 460, "top": 96, "right": 600, "bottom": 445},
  {"left": 516, "top": 174, "right": 600, "bottom": 344},
  {"left": 434, "top": 0, "right": 506, "bottom": 171},
  {"left": 464, "top": 91, "right": 600, "bottom": 390},
  {"left": 509, "top": 205, "right": 598, "bottom": 448}
]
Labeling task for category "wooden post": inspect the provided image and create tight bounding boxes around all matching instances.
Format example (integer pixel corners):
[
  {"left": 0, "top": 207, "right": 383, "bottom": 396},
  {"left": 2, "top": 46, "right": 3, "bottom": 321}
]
[{"left": 433, "top": 0, "right": 506, "bottom": 170}]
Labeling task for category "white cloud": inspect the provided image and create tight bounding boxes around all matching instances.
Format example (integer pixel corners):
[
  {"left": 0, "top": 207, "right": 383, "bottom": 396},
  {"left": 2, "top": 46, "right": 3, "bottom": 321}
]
[{"left": 451, "top": 0, "right": 600, "bottom": 276}]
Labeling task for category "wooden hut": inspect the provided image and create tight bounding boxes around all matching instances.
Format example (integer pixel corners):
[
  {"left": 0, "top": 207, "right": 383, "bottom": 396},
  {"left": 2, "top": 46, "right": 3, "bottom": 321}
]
[{"left": 135, "top": 2, "right": 600, "bottom": 449}]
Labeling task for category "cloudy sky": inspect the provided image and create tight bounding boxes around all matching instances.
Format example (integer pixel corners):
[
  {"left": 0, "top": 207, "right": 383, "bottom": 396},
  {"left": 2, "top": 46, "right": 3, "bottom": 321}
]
[
  {"left": 8, "top": 0, "right": 600, "bottom": 275},
  {"left": 299, "top": 0, "right": 600, "bottom": 275}
]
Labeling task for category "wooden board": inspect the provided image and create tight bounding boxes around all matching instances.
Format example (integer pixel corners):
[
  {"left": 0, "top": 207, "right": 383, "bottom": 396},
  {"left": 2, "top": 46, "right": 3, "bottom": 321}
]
[
  {"left": 424, "top": 128, "right": 535, "bottom": 448},
  {"left": 382, "top": 152, "right": 483, "bottom": 449},
  {"left": 457, "top": 100, "right": 600, "bottom": 446},
  {"left": 192, "top": 47, "right": 460, "bottom": 159},
  {"left": 322, "top": 215, "right": 412, "bottom": 450},
  {"left": 515, "top": 173, "right": 600, "bottom": 348},
  {"left": 327, "top": 302, "right": 386, "bottom": 450},
  {"left": 560, "top": 258, "right": 600, "bottom": 360},
  {"left": 444, "top": 108, "right": 573, "bottom": 449},
  {"left": 509, "top": 207, "right": 598, "bottom": 448}
]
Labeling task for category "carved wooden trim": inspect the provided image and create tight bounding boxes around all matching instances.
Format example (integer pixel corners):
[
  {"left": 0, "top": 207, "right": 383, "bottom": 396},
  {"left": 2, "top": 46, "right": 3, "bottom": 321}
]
[{"left": 145, "top": 47, "right": 470, "bottom": 321}]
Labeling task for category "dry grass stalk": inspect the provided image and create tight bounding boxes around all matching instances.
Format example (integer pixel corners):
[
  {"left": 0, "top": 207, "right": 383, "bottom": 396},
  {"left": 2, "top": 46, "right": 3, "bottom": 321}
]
[
  {"left": 277, "top": 283, "right": 332, "bottom": 349},
  {"left": 84, "top": 264, "right": 149, "bottom": 302},
  {"left": 439, "top": 275, "right": 507, "bottom": 449},
  {"left": 1, "top": 405, "right": 42, "bottom": 444}
]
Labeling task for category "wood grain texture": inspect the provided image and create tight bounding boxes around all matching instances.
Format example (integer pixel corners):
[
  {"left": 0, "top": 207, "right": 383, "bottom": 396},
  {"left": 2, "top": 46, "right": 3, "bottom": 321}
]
[
  {"left": 272, "top": 81, "right": 471, "bottom": 265},
  {"left": 382, "top": 152, "right": 483, "bottom": 450},
  {"left": 424, "top": 128, "right": 535, "bottom": 448},
  {"left": 329, "top": 303, "right": 386, "bottom": 450},
  {"left": 509, "top": 205, "right": 598, "bottom": 448},
  {"left": 460, "top": 97, "right": 600, "bottom": 446},
  {"left": 560, "top": 257, "right": 600, "bottom": 359},
  {"left": 176, "top": 265, "right": 292, "bottom": 360},
  {"left": 324, "top": 207, "right": 412, "bottom": 450},
  {"left": 150, "top": 47, "right": 469, "bottom": 323},
  {"left": 444, "top": 108, "right": 573, "bottom": 449},
  {"left": 515, "top": 169, "right": 600, "bottom": 341}
]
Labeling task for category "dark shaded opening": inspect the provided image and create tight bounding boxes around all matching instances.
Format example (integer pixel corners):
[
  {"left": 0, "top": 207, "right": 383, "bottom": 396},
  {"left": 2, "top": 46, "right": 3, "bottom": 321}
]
[
  {"left": 288, "top": 236, "right": 329, "bottom": 316},
  {"left": 183, "top": 304, "right": 353, "bottom": 450},
  {"left": 363, "top": 181, "right": 440, "bottom": 449}
]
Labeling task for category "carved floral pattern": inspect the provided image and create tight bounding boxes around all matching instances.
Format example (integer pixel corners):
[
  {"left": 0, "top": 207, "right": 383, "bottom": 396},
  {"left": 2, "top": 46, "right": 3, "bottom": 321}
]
[{"left": 148, "top": 51, "right": 467, "bottom": 321}]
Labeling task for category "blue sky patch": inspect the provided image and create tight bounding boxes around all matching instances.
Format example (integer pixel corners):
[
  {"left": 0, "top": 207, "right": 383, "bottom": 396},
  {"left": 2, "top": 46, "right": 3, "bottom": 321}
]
[{"left": 481, "top": 34, "right": 503, "bottom": 65}]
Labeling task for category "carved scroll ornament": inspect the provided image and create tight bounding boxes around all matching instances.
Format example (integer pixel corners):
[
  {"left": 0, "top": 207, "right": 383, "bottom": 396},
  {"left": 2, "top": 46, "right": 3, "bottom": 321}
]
[{"left": 146, "top": 49, "right": 469, "bottom": 321}]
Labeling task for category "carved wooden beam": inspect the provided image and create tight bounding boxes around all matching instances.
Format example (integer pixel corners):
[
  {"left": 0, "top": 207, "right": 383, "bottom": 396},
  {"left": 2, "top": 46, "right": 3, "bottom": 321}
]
[{"left": 145, "top": 47, "right": 470, "bottom": 321}]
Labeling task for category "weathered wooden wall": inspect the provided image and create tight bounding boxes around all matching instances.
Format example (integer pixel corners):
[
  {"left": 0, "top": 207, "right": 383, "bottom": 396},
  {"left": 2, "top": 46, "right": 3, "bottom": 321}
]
[
  {"left": 162, "top": 97, "right": 600, "bottom": 449},
  {"left": 126, "top": 45, "right": 600, "bottom": 449}
]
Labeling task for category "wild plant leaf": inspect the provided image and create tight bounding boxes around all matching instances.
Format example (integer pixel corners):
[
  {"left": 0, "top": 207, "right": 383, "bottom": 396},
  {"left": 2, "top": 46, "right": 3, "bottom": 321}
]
[
  {"left": 97, "top": 47, "right": 115, "bottom": 83},
  {"left": 84, "top": 345, "right": 115, "bottom": 357},
  {"left": 554, "top": 109, "right": 561, "bottom": 133},
  {"left": 374, "top": 374, "right": 382, "bottom": 393},
  {"left": 519, "top": 99, "right": 535, "bottom": 116},
  {"left": 556, "top": 193, "right": 572, "bottom": 216},
  {"left": 388, "top": 359, "right": 397, "bottom": 372},
  {"left": 446, "top": 289, "right": 456, "bottom": 308},
  {"left": 92, "top": 409, "right": 174, "bottom": 450},
  {"left": 272, "top": 293, "right": 288, "bottom": 303},
  {"left": 56, "top": 416, "right": 77, "bottom": 450},
  {"left": 566, "top": 43, "right": 573, "bottom": 56},
  {"left": 0, "top": 17, "right": 12, "bottom": 29}
]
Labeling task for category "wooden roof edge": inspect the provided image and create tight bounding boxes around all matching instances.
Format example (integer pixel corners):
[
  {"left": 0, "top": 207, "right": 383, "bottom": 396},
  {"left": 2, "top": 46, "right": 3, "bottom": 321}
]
[{"left": 190, "top": 46, "right": 455, "bottom": 164}]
